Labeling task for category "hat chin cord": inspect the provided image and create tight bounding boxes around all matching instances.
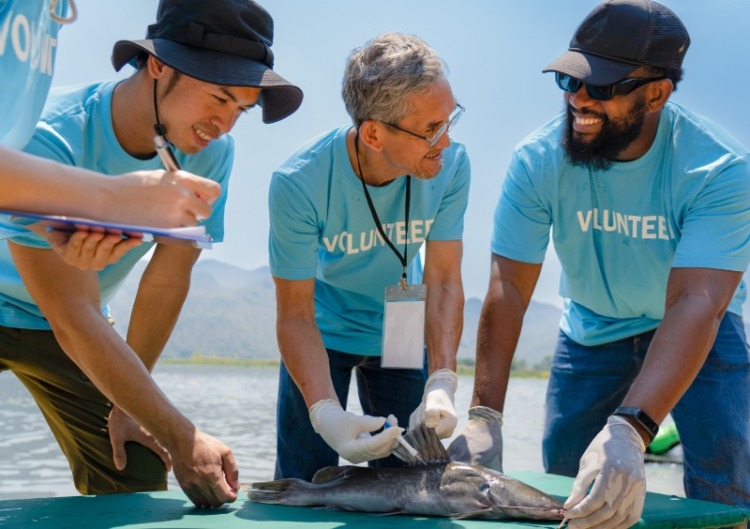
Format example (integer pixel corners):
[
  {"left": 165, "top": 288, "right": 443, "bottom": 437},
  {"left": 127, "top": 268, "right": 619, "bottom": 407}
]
[{"left": 153, "top": 79, "right": 170, "bottom": 143}]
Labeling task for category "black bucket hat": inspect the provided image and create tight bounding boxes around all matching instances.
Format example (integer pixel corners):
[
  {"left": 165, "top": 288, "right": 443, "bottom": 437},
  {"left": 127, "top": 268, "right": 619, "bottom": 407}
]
[
  {"left": 112, "top": 0, "right": 303, "bottom": 124},
  {"left": 543, "top": 0, "right": 690, "bottom": 85}
]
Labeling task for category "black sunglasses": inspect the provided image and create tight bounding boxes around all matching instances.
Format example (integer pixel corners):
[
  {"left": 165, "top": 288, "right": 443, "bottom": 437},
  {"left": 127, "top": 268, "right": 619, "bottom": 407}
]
[{"left": 555, "top": 72, "right": 665, "bottom": 101}]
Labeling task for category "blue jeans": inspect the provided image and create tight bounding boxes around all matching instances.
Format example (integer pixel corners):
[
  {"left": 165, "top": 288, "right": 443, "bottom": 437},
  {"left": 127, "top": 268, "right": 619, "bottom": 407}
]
[
  {"left": 274, "top": 348, "right": 427, "bottom": 480},
  {"left": 543, "top": 312, "right": 750, "bottom": 508}
]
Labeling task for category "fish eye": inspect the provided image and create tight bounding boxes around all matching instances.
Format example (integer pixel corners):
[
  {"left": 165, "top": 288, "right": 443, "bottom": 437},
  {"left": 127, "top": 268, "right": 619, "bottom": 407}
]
[{"left": 479, "top": 482, "right": 490, "bottom": 492}]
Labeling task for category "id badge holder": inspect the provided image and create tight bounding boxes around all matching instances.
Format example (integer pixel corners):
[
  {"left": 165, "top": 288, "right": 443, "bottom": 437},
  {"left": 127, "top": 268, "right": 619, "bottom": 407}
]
[{"left": 381, "top": 283, "right": 426, "bottom": 369}]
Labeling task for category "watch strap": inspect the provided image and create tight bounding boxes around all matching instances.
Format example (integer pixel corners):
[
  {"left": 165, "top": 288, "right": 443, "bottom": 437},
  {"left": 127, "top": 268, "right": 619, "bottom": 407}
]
[{"left": 613, "top": 406, "right": 659, "bottom": 442}]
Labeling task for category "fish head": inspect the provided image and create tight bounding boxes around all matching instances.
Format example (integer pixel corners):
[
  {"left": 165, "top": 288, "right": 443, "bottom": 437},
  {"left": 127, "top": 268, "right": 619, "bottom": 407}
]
[{"left": 439, "top": 463, "right": 565, "bottom": 521}]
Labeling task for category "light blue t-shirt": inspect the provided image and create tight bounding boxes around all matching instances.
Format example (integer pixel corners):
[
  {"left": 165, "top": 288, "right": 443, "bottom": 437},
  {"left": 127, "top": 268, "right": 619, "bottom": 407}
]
[
  {"left": 492, "top": 102, "right": 750, "bottom": 346},
  {"left": 269, "top": 126, "right": 470, "bottom": 355},
  {"left": 0, "top": 0, "right": 68, "bottom": 148},
  {"left": 0, "top": 81, "right": 234, "bottom": 330}
]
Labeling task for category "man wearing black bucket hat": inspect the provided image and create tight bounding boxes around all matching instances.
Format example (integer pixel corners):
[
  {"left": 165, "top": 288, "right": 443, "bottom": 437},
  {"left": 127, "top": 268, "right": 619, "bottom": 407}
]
[
  {"left": 0, "top": 0, "right": 301, "bottom": 507},
  {"left": 450, "top": 0, "right": 750, "bottom": 527}
]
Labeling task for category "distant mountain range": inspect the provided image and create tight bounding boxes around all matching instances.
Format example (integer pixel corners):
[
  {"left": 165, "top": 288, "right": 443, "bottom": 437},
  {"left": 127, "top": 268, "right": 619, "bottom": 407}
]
[{"left": 108, "top": 259, "right": 563, "bottom": 368}]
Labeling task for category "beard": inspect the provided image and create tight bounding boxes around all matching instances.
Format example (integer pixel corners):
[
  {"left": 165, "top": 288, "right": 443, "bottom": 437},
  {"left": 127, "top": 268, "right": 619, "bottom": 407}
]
[{"left": 562, "top": 98, "right": 647, "bottom": 171}]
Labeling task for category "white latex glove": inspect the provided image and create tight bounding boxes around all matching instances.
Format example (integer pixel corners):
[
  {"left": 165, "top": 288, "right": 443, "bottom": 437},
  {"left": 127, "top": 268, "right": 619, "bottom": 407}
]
[
  {"left": 563, "top": 415, "right": 647, "bottom": 529},
  {"left": 408, "top": 369, "right": 458, "bottom": 439},
  {"left": 446, "top": 406, "right": 504, "bottom": 471},
  {"left": 309, "top": 399, "right": 402, "bottom": 464}
]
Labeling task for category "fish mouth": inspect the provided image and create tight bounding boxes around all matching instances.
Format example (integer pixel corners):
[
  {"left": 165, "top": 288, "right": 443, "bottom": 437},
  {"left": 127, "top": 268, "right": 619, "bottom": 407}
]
[{"left": 492, "top": 505, "right": 566, "bottom": 521}]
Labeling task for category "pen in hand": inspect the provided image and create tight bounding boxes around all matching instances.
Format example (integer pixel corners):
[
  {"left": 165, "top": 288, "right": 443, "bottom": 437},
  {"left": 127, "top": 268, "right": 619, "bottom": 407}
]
[
  {"left": 154, "top": 135, "right": 210, "bottom": 221},
  {"left": 154, "top": 134, "right": 181, "bottom": 172}
]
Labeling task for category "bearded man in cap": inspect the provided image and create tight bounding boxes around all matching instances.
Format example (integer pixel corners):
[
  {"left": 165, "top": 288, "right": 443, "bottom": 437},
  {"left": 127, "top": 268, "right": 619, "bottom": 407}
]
[
  {"left": 0, "top": 0, "right": 301, "bottom": 508},
  {"left": 448, "top": 0, "right": 750, "bottom": 527}
]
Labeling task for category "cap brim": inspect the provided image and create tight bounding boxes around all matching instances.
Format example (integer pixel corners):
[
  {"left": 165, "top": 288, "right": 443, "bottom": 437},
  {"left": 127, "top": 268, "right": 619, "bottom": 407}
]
[
  {"left": 113, "top": 39, "right": 303, "bottom": 123},
  {"left": 542, "top": 50, "right": 639, "bottom": 85}
]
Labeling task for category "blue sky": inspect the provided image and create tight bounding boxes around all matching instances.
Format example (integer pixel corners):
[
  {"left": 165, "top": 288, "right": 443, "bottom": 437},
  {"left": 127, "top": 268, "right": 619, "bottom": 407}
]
[{"left": 52, "top": 0, "right": 750, "bottom": 304}]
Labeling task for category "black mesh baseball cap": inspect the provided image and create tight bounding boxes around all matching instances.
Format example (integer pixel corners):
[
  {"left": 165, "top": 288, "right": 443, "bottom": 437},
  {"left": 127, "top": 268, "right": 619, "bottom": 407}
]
[
  {"left": 112, "top": 0, "right": 303, "bottom": 124},
  {"left": 543, "top": 0, "right": 690, "bottom": 85}
]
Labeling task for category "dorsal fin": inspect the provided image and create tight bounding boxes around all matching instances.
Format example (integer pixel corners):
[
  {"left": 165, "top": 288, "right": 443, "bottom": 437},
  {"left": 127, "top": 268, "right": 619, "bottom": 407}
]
[{"left": 393, "top": 424, "right": 450, "bottom": 466}]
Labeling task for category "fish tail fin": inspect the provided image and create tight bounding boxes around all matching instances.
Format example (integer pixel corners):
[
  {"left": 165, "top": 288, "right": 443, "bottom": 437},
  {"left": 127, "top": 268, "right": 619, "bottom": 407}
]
[{"left": 246, "top": 478, "right": 311, "bottom": 505}]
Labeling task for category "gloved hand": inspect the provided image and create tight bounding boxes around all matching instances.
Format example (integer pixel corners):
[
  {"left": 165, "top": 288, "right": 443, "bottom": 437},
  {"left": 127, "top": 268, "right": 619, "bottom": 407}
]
[
  {"left": 446, "top": 406, "right": 504, "bottom": 471},
  {"left": 309, "top": 399, "right": 402, "bottom": 464},
  {"left": 408, "top": 369, "right": 458, "bottom": 438},
  {"left": 563, "top": 415, "right": 647, "bottom": 529}
]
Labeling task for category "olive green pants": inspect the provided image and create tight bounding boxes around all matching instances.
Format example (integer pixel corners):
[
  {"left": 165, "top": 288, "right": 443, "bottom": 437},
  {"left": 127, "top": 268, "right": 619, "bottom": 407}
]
[{"left": 0, "top": 325, "right": 167, "bottom": 495}]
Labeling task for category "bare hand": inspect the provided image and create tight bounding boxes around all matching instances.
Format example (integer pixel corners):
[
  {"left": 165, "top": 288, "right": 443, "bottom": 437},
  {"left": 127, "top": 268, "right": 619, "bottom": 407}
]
[
  {"left": 45, "top": 228, "right": 142, "bottom": 270},
  {"left": 107, "top": 406, "right": 172, "bottom": 472},
  {"left": 109, "top": 170, "right": 221, "bottom": 228},
  {"left": 170, "top": 429, "right": 240, "bottom": 508}
]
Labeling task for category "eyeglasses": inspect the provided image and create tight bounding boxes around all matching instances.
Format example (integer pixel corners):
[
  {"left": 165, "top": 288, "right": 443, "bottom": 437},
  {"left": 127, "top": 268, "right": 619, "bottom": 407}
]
[
  {"left": 383, "top": 104, "right": 465, "bottom": 148},
  {"left": 555, "top": 72, "right": 665, "bottom": 101}
]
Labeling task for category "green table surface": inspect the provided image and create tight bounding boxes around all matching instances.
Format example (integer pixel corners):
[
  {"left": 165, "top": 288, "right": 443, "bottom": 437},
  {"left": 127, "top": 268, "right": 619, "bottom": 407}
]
[{"left": 1, "top": 472, "right": 748, "bottom": 529}]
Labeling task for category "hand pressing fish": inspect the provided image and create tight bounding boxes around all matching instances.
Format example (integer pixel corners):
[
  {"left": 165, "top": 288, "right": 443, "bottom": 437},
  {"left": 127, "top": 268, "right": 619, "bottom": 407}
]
[{"left": 246, "top": 424, "right": 565, "bottom": 521}]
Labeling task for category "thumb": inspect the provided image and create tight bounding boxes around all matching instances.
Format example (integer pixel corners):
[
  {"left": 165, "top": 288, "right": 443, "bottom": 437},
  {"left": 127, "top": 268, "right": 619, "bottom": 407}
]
[
  {"left": 111, "top": 441, "right": 127, "bottom": 471},
  {"left": 181, "top": 173, "right": 221, "bottom": 203},
  {"left": 44, "top": 228, "right": 74, "bottom": 249},
  {"left": 222, "top": 451, "right": 241, "bottom": 494},
  {"left": 564, "top": 472, "right": 594, "bottom": 510},
  {"left": 423, "top": 407, "right": 441, "bottom": 429},
  {"left": 356, "top": 425, "right": 401, "bottom": 455},
  {"left": 358, "top": 415, "right": 387, "bottom": 434},
  {"left": 564, "top": 450, "right": 599, "bottom": 509}
]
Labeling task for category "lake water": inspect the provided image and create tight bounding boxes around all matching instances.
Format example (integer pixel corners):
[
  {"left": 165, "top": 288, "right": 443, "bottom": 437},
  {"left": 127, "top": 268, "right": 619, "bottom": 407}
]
[{"left": 0, "top": 365, "right": 684, "bottom": 501}]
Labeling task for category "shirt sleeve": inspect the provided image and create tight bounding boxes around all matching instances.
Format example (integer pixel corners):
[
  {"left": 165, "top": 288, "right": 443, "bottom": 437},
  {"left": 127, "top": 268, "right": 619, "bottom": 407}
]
[
  {"left": 672, "top": 154, "right": 750, "bottom": 272},
  {"left": 268, "top": 171, "right": 320, "bottom": 280},
  {"left": 426, "top": 143, "right": 471, "bottom": 241},
  {"left": 197, "top": 138, "right": 233, "bottom": 243},
  {"left": 491, "top": 149, "right": 552, "bottom": 264}
]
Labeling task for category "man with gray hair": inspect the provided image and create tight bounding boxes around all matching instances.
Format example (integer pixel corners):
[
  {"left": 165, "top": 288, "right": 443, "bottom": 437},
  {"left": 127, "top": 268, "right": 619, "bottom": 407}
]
[{"left": 269, "top": 32, "right": 469, "bottom": 480}]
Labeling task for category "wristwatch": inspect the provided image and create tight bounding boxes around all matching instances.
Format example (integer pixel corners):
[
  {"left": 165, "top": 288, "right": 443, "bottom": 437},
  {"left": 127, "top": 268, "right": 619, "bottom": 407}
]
[{"left": 613, "top": 407, "right": 659, "bottom": 442}]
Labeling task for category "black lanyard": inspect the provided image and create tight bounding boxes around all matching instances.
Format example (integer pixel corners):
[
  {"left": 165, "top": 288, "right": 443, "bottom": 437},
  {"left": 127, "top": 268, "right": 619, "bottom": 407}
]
[{"left": 354, "top": 131, "right": 411, "bottom": 289}]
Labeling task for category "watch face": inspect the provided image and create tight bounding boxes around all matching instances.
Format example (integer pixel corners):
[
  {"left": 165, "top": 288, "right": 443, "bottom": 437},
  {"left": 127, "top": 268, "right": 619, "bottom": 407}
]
[
  {"left": 614, "top": 407, "right": 659, "bottom": 438},
  {"left": 635, "top": 410, "right": 658, "bottom": 433}
]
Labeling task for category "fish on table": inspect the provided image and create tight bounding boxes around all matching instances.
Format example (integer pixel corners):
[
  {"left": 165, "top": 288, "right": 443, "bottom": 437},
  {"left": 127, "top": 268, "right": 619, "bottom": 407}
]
[{"left": 246, "top": 424, "right": 566, "bottom": 521}]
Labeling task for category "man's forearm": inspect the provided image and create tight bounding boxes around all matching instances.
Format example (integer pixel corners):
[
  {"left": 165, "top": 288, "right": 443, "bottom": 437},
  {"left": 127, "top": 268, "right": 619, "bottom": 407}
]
[
  {"left": 0, "top": 147, "right": 113, "bottom": 216},
  {"left": 623, "top": 297, "right": 728, "bottom": 425},
  {"left": 471, "top": 286, "right": 530, "bottom": 412},
  {"left": 622, "top": 268, "right": 741, "bottom": 436},
  {"left": 51, "top": 306, "right": 195, "bottom": 451},
  {"left": 471, "top": 256, "right": 541, "bottom": 412},
  {"left": 277, "top": 316, "right": 337, "bottom": 409},
  {"left": 425, "top": 280, "right": 463, "bottom": 373},
  {"left": 126, "top": 245, "right": 199, "bottom": 370}
]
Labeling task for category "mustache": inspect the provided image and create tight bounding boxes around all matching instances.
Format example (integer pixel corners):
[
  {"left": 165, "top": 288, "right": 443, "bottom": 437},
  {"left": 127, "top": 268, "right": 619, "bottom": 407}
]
[{"left": 567, "top": 104, "right": 605, "bottom": 121}]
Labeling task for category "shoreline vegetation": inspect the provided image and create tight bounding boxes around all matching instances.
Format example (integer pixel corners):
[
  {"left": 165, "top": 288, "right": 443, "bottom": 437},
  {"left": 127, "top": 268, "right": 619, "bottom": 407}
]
[{"left": 159, "top": 354, "right": 552, "bottom": 378}]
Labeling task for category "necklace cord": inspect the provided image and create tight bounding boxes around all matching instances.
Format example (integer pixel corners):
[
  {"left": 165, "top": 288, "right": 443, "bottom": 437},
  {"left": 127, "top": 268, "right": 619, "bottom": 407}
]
[{"left": 354, "top": 130, "right": 411, "bottom": 286}]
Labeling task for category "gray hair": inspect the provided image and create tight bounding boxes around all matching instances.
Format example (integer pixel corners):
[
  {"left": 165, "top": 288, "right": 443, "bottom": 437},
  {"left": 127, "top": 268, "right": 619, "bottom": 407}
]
[{"left": 342, "top": 33, "right": 448, "bottom": 128}]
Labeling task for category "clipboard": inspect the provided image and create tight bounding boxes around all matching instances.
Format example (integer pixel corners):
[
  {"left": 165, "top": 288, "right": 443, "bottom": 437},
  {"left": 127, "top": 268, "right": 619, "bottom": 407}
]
[{"left": 0, "top": 208, "right": 213, "bottom": 249}]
